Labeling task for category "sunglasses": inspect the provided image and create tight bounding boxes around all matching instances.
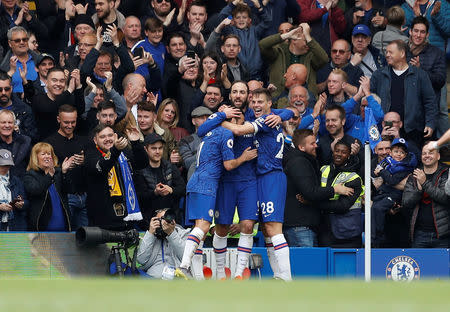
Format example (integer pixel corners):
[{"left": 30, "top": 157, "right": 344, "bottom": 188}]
[
  {"left": 0, "top": 87, "right": 11, "bottom": 92},
  {"left": 155, "top": 0, "right": 170, "bottom": 3},
  {"left": 10, "top": 37, "right": 29, "bottom": 43},
  {"left": 331, "top": 49, "right": 348, "bottom": 54}
]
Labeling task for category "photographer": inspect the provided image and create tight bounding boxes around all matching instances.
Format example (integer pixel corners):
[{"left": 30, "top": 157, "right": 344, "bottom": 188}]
[{"left": 136, "top": 208, "right": 189, "bottom": 279}]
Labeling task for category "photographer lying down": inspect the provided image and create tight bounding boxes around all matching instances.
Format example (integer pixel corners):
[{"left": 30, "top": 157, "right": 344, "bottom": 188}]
[{"left": 136, "top": 208, "right": 189, "bottom": 279}]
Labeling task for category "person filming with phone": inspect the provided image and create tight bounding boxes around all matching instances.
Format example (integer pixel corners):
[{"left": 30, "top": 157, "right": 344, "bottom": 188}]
[{"left": 136, "top": 207, "right": 190, "bottom": 279}]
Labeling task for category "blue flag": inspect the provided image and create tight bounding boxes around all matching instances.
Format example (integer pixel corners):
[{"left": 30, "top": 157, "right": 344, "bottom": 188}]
[
  {"left": 118, "top": 153, "right": 143, "bottom": 221},
  {"left": 365, "top": 107, "right": 381, "bottom": 152}
]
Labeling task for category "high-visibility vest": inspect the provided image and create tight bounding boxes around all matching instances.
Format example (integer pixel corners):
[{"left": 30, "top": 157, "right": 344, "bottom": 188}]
[{"left": 320, "top": 165, "right": 364, "bottom": 210}]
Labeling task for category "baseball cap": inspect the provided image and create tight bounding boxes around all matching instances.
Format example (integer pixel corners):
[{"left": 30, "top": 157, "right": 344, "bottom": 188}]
[
  {"left": 37, "top": 53, "right": 55, "bottom": 66},
  {"left": 0, "top": 149, "right": 14, "bottom": 166},
  {"left": 391, "top": 138, "right": 408, "bottom": 151},
  {"left": 191, "top": 106, "right": 213, "bottom": 118},
  {"left": 143, "top": 133, "right": 165, "bottom": 146},
  {"left": 352, "top": 24, "right": 371, "bottom": 37}
]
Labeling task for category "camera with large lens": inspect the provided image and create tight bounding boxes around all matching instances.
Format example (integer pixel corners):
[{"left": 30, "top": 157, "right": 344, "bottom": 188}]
[
  {"left": 154, "top": 209, "right": 176, "bottom": 239},
  {"left": 76, "top": 227, "right": 139, "bottom": 248}
]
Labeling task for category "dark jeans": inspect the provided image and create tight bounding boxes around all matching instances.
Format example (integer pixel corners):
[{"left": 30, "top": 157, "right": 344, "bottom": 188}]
[
  {"left": 68, "top": 193, "right": 88, "bottom": 230},
  {"left": 412, "top": 230, "right": 449, "bottom": 248},
  {"left": 284, "top": 226, "right": 318, "bottom": 247}
]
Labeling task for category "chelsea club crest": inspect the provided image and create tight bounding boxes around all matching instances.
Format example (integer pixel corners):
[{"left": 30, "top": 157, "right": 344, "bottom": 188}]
[{"left": 386, "top": 256, "right": 420, "bottom": 281}]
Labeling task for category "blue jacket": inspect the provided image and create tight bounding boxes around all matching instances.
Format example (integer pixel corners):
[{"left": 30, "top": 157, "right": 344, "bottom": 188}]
[
  {"left": 344, "top": 95, "right": 385, "bottom": 142},
  {"left": 402, "top": 0, "right": 450, "bottom": 51},
  {"left": 370, "top": 65, "right": 437, "bottom": 133},
  {"left": 218, "top": 3, "right": 271, "bottom": 80}
]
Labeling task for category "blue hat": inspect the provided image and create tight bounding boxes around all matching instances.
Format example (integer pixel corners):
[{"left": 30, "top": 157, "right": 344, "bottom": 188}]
[
  {"left": 352, "top": 24, "right": 371, "bottom": 37},
  {"left": 391, "top": 138, "right": 408, "bottom": 150}
]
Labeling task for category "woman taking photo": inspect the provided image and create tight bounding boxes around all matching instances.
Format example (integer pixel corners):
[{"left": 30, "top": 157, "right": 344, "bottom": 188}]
[{"left": 24, "top": 143, "right": 73, "bottom": 232}]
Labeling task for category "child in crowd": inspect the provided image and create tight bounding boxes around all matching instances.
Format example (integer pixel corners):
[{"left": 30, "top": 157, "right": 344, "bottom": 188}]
[{"left": 371, "top": 138, "right": 417, "bottom": 246}]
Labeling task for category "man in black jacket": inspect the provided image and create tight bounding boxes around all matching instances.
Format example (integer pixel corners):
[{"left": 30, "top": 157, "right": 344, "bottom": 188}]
[
  {"left": 85, "top": 124, "right": 148, "bottom": 230},
  {"left": 283, "top": 129, "right": 354, "bottom": 247},
  {"left": 135, "top": 133, "right": 186, "bottom": 229},
  {"left": 402, "top": 145, "right": 450, "bottom": 248},
  {"left": 0, "top": 72, "right": 37, "bottom": 141}
]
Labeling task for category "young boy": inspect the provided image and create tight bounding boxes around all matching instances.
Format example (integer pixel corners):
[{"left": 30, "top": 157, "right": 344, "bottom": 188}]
[
  {"left": 371, "top": 138, "right": 417, "bottom": 247},
  {"left": 132, "top": 17, "right": 165, "bottom": 77},
  {"left": 215, "top": 0, "right": 271, "bottom": 80}
]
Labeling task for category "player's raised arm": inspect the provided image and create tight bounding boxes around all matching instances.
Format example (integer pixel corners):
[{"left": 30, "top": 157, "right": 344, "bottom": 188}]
[
  {"left": 223, "top": 147, "right": 257, "bottom": 171},
  {"left": 222, "top": 120, "right": 255, "bottom": 136}
]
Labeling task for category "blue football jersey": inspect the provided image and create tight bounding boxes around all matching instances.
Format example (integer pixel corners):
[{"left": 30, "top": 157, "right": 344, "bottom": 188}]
[
  {"left": 251, "top": 115, "right": 285, "bottom": 175},
  {"left": 186, "top": 126, "right": 235, "bottom": 195},
  {"left": 222, "top": 133, "right": 256, "bottom": 182}
]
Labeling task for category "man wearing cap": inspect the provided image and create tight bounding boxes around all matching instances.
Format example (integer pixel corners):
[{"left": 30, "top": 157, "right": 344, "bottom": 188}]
[
  {"left": 25, "top": 53, "right": 55, "bottom": 96},
  {"left": 134, "top": 133, "right": 186, "bottom": 229},
  {"left": 137, "top": 101, "right": 176, "bottom": 162},
  {"left": 371, "top": 137, "right": 418, "bottom": 247},
  {"left": 350, "top": 24, "right": 386, "bottom": 78},
  {"left": 179, "top": 106, "right": 213, "bottom": 180},
  {"left": 0, "top": 148, "right": 26, "bottom": 231},
  {"left": 62, "top": 14, "right": 96, "bottom": 62},
  {"left": 403, "top": 143, "right": 450, "bottom": 248}
]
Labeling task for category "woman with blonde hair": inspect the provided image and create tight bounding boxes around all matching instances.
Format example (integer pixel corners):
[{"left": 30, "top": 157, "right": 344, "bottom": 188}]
[
  {"left": 24, "top": 143, "right": 73, "bottom": 231},
  {"left": 156, "top": 98, "right": 190, "bottom": 142}
]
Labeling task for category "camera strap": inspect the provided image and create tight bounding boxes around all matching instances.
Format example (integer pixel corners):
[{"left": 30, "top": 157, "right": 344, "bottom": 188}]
[{"left": 161, "top": 241, "right": 165, "bottom": 263}]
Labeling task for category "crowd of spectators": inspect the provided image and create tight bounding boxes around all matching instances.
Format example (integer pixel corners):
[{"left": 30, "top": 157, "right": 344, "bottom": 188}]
[{"left": 0, "top": 0, "right": 448, "bottom": 253}]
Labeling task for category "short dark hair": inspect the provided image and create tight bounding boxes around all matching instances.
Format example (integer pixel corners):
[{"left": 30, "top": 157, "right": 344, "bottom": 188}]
[
  {"left": 166, "top": 32, "right": 186, "bottom": 46},
  {"left": 188, "top": 0, "right": 206, "bottom": 12},
  {"left": 293, "top": 129, "right": 314, "bottom": 147},
  {"left": 93, "top": 123, "right": 113, "bottom": 135},
  {"left": 98, "top": 100, "right": 116, "bottom": 112},
  {"left": 0, "top": 71, "right": 11, "bottom": 83},
  {"left": 58, "top": 104, "right": 77, "bottom": 114},
  {"left": 137, "top": 101, "right": 156, "bottom": 113},
  {"left": 326, "top": 104, "right": 346, "bottom": 120},
  {"left": 144, "top": 17, "right": 163, "bottom": 32},
  {"left": 251, "top": 88, "right": 272, "bottom": 101},
  {"left": 206, "top": 82, "right": 223, "bottom": 95},
  {"left": 47, "top": 67, "right": 65, "bottom": 77},
  {"left": 232, "top": 3, "right": 251, "bottom": 17},
  {"left": 411, "top": 16, "right": 430, "bottom": 33},
  {"left": 335, "top": 139, "right": 351, "bottom": 151}
]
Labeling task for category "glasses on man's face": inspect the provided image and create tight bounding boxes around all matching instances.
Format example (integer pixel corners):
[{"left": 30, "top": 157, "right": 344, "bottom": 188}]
[
  {"left": 331, "top": 49, "right": 348, "bottom": 55},
  {"left": 0, "top": 87, "right": 11, "bottom": 92},
  {"left": 155, "top": 0, "right": 170, "bottom": 3},
  {"left": 10, "top": 37, "right": 29, "bottom": 43}
]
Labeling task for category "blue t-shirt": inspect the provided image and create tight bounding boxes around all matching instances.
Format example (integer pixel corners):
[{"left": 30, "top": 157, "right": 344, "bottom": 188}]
[
  {"left": 12, "top": 55, "right": 38, "bottom": 93},
  {"left": 46, "top": 183, "right": 65, "bottom": 231},
  {"left": 187, "top": 126, "right": 235, "bottom": 195},
  {"left": 251, "top": 115, "right": 284, "bottom": 175}
]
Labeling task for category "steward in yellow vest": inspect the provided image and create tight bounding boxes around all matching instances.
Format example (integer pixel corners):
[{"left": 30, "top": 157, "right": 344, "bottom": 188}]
[{"left": 318, "top": 141, "right": 364, "bottom": 248}]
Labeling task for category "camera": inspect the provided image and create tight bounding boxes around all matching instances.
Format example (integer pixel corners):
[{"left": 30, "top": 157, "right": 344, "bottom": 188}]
[
  {"left": 155, "top": 209, "right": 177, "bottom": 239},
  {"left": 76, "top": 227, "right": 139, "bottom": 248}
]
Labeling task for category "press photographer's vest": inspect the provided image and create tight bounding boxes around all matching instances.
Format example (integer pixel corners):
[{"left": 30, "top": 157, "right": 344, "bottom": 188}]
[{"left": 320, "top": 166, "right": 364, "bottom": 210}]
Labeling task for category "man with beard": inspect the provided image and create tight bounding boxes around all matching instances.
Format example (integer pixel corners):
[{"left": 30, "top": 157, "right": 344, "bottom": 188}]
[
  {"left": 406, "top": 16, "right": 447, "bottom": 138},
  {"left": 93, "top": 0, "right": 126, "bottom": 48},
  {"left": 0, "top": 72, "right": 37, "bottom": 141},
  {"left": 31, "top": 67, "right": 85, "bottom": 140},
  {"left": 85, "top": 124, "right": 148, "bottom": 230}
]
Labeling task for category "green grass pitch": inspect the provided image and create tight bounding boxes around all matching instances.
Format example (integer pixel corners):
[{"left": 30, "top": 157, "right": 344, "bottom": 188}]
[{"left": 1, "top": 279, "right": 449, "bottom": 312}]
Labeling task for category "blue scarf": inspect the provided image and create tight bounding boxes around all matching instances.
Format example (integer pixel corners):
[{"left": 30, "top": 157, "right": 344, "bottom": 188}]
[
  {"left": 317, "top": 1, "right": 329, "bottom": 28},
  {"left": 118, "top": 153, "right": 143, "bottom": 221},
  {"left": 378, "top": 154, "right": 417, "bottom": 175}
]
